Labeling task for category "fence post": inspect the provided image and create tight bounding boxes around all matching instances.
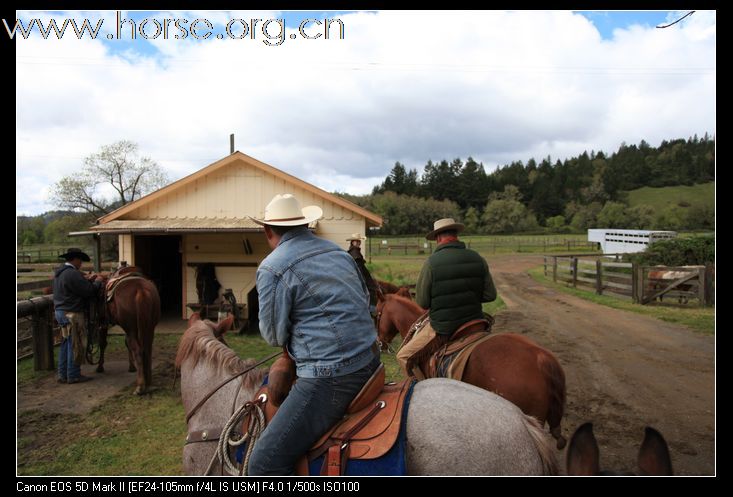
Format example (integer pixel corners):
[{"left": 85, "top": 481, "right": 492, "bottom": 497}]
[
  {"left": 552, "top": 256, "right": 557, "bottom": 283},
  {"left": 595, "top": 259, "right": 602, "bottom": 295},
  {"left": 704, "top": 263, "right": 714, "bottom": 307},
  {"left": 633, "top": 263, "right": 642, "bottom": 304},
  {"left": 31, "top": 307, "right": 55, "bottom": 371},
  {"left": 697, "top": 266, "right": 706, "bottom": 307},
  {"left": 572, "top": 257, "right": 578, "bottom": 288},
  {"left": 544, "top": 257, "right": 547, "bottom": 277}
]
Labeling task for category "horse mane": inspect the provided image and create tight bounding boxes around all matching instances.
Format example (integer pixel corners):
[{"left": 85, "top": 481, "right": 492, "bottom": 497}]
[
  {"left": 175, "top": 320, "right": 267, "bottom": 391},
  {"left": 386, "top": 293, "right": 424, "bottom": 315}
]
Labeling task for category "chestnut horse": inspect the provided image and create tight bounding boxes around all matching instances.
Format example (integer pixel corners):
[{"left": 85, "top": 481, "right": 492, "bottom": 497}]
[
  {"left": 376, "top": 293, "right": 567, "bottom": 449},
  {"left": 377, "top": 280, "right": 412, "bottom": 299},
  {"left": 93, "top": 268, "right": 161, "bottom": 395},
  {"left": 176, "top": 315, "right": 558, "bottom": 475}
]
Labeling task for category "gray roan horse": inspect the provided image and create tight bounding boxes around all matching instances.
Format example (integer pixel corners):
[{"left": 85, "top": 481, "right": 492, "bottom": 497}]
[{"left": 176, "top": 316, "right": 558, "bottom": 475}]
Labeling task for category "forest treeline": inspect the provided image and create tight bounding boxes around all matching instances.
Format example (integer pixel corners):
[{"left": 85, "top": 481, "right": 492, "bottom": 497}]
[{"left": 339, "top": 135, "right": 715, "bottom": 235}]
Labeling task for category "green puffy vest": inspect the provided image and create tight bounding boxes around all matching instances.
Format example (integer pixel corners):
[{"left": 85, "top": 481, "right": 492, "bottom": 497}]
[{"left": 427, "top": 242, "right": 487, "bottom": 335}]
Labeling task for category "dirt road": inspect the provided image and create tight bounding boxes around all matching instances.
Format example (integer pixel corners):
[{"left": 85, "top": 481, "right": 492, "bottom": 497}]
[{"left": 489, "top": 254, "right": 715, "bottom": 475}]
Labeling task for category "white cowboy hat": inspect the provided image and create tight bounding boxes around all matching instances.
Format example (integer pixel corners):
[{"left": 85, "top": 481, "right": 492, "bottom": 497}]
[
  {"left": 426, "top": 218, "right": 465, "bottom": 240},
  {"left": 251, "top": 194, "right": 323, "bottom": 227},
  {"left": 346, "top": 233, "right": 367, "bottom": 242}
]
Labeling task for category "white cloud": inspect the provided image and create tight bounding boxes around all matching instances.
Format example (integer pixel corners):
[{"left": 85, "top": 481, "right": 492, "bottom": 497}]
[{"left": 16, "top": 10, "right": 715, "bottom": 215}]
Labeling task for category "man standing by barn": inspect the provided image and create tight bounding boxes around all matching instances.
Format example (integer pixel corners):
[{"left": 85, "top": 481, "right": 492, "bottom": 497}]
[
  {"left": 53, "top": 248, "right": 102, "bottom": 384},
  {"left": 396, "top": 218, "right": 497, "bottom": 378},
  {"left": 248, "top": 194, "right": 381, "bottom": 475}
]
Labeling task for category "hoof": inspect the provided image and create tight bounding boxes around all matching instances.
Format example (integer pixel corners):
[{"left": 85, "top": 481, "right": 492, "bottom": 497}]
[
  {"left": 128, "top": 366, "right": 137, "bottom": 373},
  {"left": 134, "top": 386, "right": 144, "bottom": 395},
  {"left": 96, "top": 365, "right": 105, "bottom": 373}
]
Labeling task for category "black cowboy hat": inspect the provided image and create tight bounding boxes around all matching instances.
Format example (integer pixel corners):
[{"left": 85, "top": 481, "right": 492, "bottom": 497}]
[{"left": 58, "top": 248, "right": 91, "bottom": 262}]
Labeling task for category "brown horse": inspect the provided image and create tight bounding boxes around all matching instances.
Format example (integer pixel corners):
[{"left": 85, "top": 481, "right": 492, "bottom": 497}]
[
  {"left": 376, "top": 293, "right": 567, "bottom": 449},
  {"left": 377, "top": 280, "right": 412, "bottom": 299},
  {"left": 93, "top": 267, "right": 161, "bottom": 395},
  {"left": 566, "top": 422, "right": 673, "bottom": 475}
]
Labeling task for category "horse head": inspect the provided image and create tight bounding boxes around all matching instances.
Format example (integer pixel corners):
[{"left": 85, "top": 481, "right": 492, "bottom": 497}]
[
  {"left": 188, "top": 312, "right": 233, "bottom": 346},
  {"left": 375, "top": 295, "right": 401, "bottom": 351},
  {"left": 566, "top": 422, "right": 673, "bottom": 475}
]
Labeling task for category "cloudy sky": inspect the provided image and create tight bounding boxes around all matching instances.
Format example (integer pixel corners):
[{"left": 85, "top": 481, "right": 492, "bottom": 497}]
[{"left": 15, "top": 10, "right": 715, "bottom": 216}]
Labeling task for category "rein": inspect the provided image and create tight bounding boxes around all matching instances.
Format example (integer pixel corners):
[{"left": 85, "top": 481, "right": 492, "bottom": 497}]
[{"left": 184, "top": 350, "right": 281, "bottom": 424}]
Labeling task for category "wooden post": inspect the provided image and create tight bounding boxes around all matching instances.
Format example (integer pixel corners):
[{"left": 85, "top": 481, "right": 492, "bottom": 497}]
[
  {"left": 596, "top": 259, "right": 602, "bottom": 295},
  {"left": 552, "top": 256, "right": 557, "bottom": 283},
  {"left": 544, "top": 257, "right": 548, "bottom": 277},
  {"left": 93, "top": 234, "right": 101, "bottom": 272},
  {"left": 698, "top": 266, "right": 706, "bottom": 307},
  {"left": 572, "top": 257, "right": 578, "bottom": 288},
  {"left": 704, "top": 263, "right": 714, "bottom": 307},
  {"left": 633, "top": 263, "right": 642, "bottom": 304},
  {"left": 31, "top": 308, "right": 55, "bottom": 371}
]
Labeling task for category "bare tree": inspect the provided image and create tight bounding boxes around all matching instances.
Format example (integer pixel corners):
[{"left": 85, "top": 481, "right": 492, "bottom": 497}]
[{"left": 50, "top": 140, "right": 169, "bottom": 216}]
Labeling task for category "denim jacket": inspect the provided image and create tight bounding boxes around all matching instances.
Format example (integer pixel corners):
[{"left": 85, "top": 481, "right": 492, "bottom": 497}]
[{"left": 257, "top": 227, "right": 378, "bottom": 378}]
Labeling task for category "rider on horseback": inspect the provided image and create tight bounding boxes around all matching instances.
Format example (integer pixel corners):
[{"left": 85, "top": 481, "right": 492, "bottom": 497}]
[
  {"left": 397, "top": 218, "right": 497, "bottom": 379},
  {"left": 247, "top": 194, "right": 381, "bottom": 476}
]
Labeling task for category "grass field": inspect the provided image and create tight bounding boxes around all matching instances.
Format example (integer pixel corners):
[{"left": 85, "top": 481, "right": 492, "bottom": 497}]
[{"left": 622, "top": 182, "right": 714, "bottom": 210}]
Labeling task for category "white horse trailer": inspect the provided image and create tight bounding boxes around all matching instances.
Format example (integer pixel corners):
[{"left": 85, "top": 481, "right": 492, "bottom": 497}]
[{"left": 587, "top": 229, "right": 677, "bottom": 254}]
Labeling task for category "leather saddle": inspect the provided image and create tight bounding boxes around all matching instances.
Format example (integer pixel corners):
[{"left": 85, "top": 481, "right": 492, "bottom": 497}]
[
  {"left": 248, "top": 363, "right": 411, "bottom": 476},
  {"left": 409, "top": 317, "right": 494, "bottom": 379},
  {"left": 104, "top": 267, "right": 146, "bottom": 302}
]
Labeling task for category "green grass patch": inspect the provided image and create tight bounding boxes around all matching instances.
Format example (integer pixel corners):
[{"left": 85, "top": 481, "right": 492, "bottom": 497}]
[
  {"left": 623, "top": 182, "right": 714, "bottom": 210},
  {"left": 527, "top": 266, "right": 714, "bottom": 335}
]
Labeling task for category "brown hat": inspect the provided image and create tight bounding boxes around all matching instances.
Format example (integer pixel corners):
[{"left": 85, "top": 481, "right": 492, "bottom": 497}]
[
  {"left": 426, "top": 218, "right": 464, "bottom": 241},
  {"left": 59, "top": 248, "right": 91, "bottom": 262}
]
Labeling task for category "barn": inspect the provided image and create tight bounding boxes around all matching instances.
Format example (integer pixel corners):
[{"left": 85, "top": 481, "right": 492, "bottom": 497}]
[{"left": 84, "top": 151, "right": 382, "bottom": 323}]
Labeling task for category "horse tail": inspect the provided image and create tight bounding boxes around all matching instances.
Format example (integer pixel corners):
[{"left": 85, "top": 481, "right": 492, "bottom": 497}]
[
  {"left": 522, "top": 414, "right": 559, "bottom": 475},
  {"left": 538, "top": 350, "right": 567, "bottom": 449},
  {"left": 136, "top": 283, "right": 158, "bottom": 387}
]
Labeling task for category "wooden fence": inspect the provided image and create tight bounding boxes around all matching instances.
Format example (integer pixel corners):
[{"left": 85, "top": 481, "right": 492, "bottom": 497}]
[
  {"left": 543, "top": 255, "right": 714, "bottom": 307},
  {"left": 17, "top": 295, "right": 56, "bottom": 369}
]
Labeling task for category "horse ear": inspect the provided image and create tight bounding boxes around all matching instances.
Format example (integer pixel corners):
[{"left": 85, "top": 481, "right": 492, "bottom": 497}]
[
  {"left": 566, "top": 422, "right": 600, "bottom": 475},
  {"left": 188, "top": 312, "right": 201, "bottom": 326},
  {"left": 638, "top": 427, "right": 673, "bottom": 475},
  {"left": 213, "top": 315, "right": 235, "bottom": 338}
]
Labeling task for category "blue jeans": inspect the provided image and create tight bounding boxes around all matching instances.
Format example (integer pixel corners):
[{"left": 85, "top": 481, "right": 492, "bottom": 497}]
[
  {"left": 58, "top": 336, "right": 81, "bottom": 381},
  {"left": 248, "top": 354, "right": 381, "bottom": 475}
]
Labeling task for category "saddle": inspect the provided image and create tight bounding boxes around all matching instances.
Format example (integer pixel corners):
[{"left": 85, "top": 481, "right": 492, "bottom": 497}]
[
  {"left": 104, "top": 267, "right": 147, "bottom": 302},
  {"left": 408, "top": 316, "right": 494, "bottom": 380},
  {"left": 247, "top": 364, "right": 411, "bottom": 476}
]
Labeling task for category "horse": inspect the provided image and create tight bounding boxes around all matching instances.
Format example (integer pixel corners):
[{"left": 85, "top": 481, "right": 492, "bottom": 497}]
[
  {"left": 375, "top": 293, "right": 567, "bottom": 449},
  {"left": 566, "top": 422, "right": 673, "bottom": 475},
  {"left": 377, "top": 280, "right": 412, "bottom": 299},
  {"left": 176, "top": 315, "right": 559, "bottom": 476},
  {"left": 92, "top": 267, "right": 161, "bottom": 395}
]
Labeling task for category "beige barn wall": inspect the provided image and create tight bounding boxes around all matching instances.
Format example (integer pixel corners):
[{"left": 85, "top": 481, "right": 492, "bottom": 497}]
[{"left": 121, "top": 159, "right": 362, "bottom": 227}]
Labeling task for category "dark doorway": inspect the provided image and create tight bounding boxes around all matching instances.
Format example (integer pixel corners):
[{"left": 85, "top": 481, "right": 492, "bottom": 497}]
[
  {"left": 133, "top": 235, "right": 182, "bottom": 317},
  {"left": 247, "top": 286, "right": 259, "bottom": 334}
]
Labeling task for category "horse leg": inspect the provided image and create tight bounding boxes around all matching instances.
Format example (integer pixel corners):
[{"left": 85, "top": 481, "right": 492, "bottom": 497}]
[
  {"left": 125, "top": 336, "right": 137, "bottom": 372},
  {"left": 127, "top": 335, "right": 146, "bottom": 395},
  {"left": 96, "top": 326, "right": 108, "bottom": 373}
]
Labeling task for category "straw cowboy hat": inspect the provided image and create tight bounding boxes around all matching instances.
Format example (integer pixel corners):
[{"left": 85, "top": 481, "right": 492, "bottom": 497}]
[
  {"left": 346, "top": 233, "right": 367, "bottom": 242},
  {"left": 425, "top": 218, "right": 465, "bottom": 241},
  {"left": 251, "top": 193, "right": 323, "bottom": 227},
  {"left": 58, "top": 247, "right": 91, "bottom": 262}
]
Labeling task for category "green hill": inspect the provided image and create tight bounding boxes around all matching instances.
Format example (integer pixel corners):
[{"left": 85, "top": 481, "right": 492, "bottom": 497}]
[{"left": 622, "top": 182, "right": 714, "bottom": 211}]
